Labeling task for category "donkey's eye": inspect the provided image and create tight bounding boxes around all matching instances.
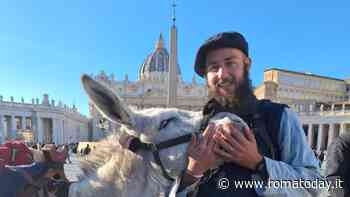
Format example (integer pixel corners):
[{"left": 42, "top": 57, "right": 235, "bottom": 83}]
[{"left": 159, "top": 117, "right": 177, "bottom": 130}]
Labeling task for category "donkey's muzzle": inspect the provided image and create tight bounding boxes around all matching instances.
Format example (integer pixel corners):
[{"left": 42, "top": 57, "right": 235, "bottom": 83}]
[
  {"left": 127, "top": 134, "right": 193, "bottom": 182},
  {"left": 128, "top": 137, "right": 143, "bottom": 152}
]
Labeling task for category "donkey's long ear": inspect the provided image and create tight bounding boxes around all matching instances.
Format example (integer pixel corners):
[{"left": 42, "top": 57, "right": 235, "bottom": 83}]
[{"left": 81, "top": 74, "right": 135, "bottom": 127}]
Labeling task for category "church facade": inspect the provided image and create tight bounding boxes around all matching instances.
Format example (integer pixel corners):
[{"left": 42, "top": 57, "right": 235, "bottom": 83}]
[
  {"left": 89, "top": 34, "right": 208, "bottom": 139},
  {"left": 91, "top": 35, "right": 207, "bottom": 110}
]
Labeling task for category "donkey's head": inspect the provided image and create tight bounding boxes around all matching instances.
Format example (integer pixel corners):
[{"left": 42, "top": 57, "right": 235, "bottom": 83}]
[{"left": 81, "top": 74, "right": 203, "bottom": 182}]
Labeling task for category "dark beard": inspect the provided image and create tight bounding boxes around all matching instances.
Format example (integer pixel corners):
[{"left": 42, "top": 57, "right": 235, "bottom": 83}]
[{"left": 208, "top": 70, "right": 256, "bottom": 111}]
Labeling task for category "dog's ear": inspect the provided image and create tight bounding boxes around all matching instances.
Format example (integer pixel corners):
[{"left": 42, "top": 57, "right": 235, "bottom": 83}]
[{"left": 81, "top": 74, "right": 135, "bottom": 127}]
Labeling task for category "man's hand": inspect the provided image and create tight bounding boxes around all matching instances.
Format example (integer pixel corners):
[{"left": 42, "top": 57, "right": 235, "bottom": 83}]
[
  {"left": 179, "top": 123, "right": 220, "bottom": 190},
  {"left": 213, "top": 123, "right": 263, "bottom": 170},
  {"left": 186, "top": 123, "right": 220, "bottom": 177}
]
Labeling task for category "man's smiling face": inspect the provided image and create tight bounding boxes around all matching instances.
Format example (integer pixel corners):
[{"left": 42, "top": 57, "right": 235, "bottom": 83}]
[{"left": 205, "top": 48, "right": 250, "bottom": 98}]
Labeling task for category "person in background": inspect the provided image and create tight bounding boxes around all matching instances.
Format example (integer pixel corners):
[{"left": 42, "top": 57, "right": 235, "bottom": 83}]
[
  {"left": 0, "top": 142, "right": 68, "bottom": 197},
  {"left": 64, "top": 144, "right": 72, "bottom": 164},
  {"left": 84, "top": 144, "right": 91, "bottom": 155},
  {"left": 326, "top": 133, "right": 350, "bottom": 197}
]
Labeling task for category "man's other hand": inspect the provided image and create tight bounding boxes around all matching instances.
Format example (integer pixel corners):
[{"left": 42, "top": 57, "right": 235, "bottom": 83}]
[
  {"left": 186, "top": 123, "right": 220, "bottom": 177},
  {"left": 213, "top": 123, "right": 263, "bottom": 170}
]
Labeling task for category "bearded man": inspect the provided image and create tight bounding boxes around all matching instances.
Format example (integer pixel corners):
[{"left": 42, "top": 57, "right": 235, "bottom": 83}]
[{"left": 176, "top": 32, "right": 322, "bottom": 197}]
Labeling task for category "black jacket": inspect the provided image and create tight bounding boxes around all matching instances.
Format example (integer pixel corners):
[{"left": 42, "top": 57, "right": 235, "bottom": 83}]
[
  {"left": 195, "top": 98, "right": 287, "bottom": 197},
  {"left": 326, "top": 133, "right": 350, "bottom": 197}
]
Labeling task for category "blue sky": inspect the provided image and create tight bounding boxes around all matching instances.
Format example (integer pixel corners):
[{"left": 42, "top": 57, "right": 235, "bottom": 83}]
[{"left": 0, "top": 0, "right": 349, "bottom": 116}]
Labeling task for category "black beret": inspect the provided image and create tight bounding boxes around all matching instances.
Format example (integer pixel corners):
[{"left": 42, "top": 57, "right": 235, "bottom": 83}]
[{"left": 194, "top": 32, "right": 249, "bottom": 77}]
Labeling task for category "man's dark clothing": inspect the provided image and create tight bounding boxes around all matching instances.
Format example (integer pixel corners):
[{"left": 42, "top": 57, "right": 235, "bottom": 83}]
[
  {"left": 326, "top": 133, "right": 350, "bottom": 197},
  {"left": 195, "top": 97, "right": 285, "bottom": 197}
]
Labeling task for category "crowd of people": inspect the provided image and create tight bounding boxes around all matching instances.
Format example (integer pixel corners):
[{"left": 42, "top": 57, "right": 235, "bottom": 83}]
[
  {"left": 29, "top": 142, "right": 79, "bottom": 164},
  {"left": 29, "top": 142, "right": 94, "bottom": 162},
  {"left": 80, "top": 144, "right": 91, "bottom": 156},
  {"left": 0, "top": 139, "right": 98, "bottom": 197}
]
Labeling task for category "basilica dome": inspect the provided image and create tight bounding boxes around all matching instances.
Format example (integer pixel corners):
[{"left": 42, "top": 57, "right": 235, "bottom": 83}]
[{"left": 139, "top": 34, "right": 181, "bottom": 81}]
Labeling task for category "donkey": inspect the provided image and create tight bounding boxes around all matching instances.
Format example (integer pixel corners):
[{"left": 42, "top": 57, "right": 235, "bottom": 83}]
[{"left": 60, "top": 75, "right": 248, "bottom": 197}]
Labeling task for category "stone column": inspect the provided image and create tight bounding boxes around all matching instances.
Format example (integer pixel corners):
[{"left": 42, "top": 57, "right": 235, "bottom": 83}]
[
  {"left": 311, "top": 124, "right": 319, "bottom": 149},
  {"left": 31, "top": 113, "right": 38, "bottom": 143},
  {"left": 21, "top": 117, "right": 26, "bottom": 130},
  {"left": 317, "top": 124, "right": 324, "bottom": 151},
  {"left": 309, "top": 104, "right": 314, "bottom": 112},
  {"left": 308, "top": 124, "right": 313, "bottom": 146},
  {"left": 0, "top": 115, "right": 4, "bottom": 143},
  {"left": 340, "top": 123, "right": 346, "bottom": 136},
  {"left": 61, "top": 120, "right": 65, "bottom": 144},
  {"left": 51, "top": 119, "right": 56, "bottom": 144},
  {"left": 328, "top": 123, "right": 335, "bottom": 148},
  {"left": 37, "top": 117, "right": 43, "bottom": 143},
  {"left": 11, "top": 116, "right": 17, "bottom": 139},
  {"left": 52, "top": 118, "right": 62, "bottom": 145}
]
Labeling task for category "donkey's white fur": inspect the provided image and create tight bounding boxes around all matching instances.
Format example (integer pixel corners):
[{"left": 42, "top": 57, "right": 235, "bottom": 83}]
[
  {"left": 63, "top": 75, "right": 248, "bottom": 197},
  {"left": 68, "top": 108, "right": 203, "bottom": 197}
]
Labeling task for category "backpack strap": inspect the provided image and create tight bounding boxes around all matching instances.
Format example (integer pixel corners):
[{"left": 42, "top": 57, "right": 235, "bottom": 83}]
[{"left": 257, "top": 99, "right": 289, "bottom": 161}]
